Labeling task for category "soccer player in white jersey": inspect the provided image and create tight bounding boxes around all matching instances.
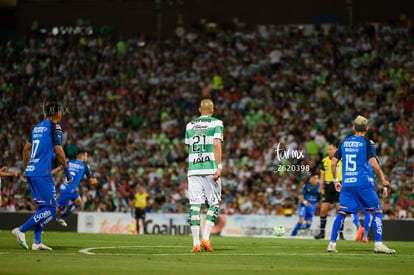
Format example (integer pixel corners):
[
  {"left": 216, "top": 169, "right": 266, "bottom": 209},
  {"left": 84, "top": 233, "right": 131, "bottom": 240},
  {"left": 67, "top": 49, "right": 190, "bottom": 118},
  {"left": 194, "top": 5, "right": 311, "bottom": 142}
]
[{"left": 185, "top": 99, "right": 223, "bottom": 253}]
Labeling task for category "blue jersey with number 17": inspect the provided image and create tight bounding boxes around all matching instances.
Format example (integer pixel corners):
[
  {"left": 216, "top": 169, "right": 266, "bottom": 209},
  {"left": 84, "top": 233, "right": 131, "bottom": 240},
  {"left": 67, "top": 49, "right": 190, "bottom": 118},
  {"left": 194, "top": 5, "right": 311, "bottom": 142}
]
[
  {"left": 334, "top": 135, "right": 375, "bottom": 188},
  {"left": 25, "top": 120, "right": 63, "bottom": 177}
]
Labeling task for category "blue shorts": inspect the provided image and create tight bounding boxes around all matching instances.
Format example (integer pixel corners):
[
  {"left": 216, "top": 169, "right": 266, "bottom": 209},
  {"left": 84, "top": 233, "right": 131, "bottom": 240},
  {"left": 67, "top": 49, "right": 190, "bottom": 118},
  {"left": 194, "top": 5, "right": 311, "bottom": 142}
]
[
  {"left": 297, "top": 203, "right": 317, "bottom": 222},
  {"left": 27, "top": 176, "right": 57, "bottom": 207},
  {"left": 338, "top": 185, "right": 381, "bottom": 214},
  {"left": 57, "top": 184, "right": 80, "bottom": 210}
]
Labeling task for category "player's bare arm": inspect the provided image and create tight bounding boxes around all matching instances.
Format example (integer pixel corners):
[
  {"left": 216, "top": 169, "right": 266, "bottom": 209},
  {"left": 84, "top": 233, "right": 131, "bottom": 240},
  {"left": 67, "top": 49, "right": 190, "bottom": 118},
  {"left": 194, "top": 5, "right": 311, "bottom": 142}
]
[
  {"left": 331, "top": 157, "right": 341, "bottom": 192},
  {"left": 51, "top": 165, "right": 63, "bottom": 176},
  {"left": 319, "top": 172, "right": 325, "bottom": 195},
  {"left": 54, "top": 145, "right": 72, "bottom": 183},
  {"left": 21, "top": 141, "right": 32, "bottom": 182},
  {"left": 213, "top": 138, "right": 222, "bottom": 181},
  {"left": 0, "top": 166, "right": 18, "bottom": 177},
  {"left": 22, "top": 141, "right": 31, "bottom": 172},
  {"left": 369, "top": 157, "right": 390, "bottom": 198},
  {"left": 299, "top": 194, "right": 309, "bottom": 206}
]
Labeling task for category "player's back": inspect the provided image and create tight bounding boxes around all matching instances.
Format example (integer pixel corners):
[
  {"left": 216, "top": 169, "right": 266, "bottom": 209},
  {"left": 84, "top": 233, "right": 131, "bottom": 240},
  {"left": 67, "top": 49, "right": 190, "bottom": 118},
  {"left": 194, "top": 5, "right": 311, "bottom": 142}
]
[
  {"left": 65, "top": 159, "right": 87, "bottom": 188},
  {"left": 340, "top": 135, "right": 372, "bottom": 188},
  {"left": 185, "top": 116, "right": 223, "bottom": 176},
  {"left": 25, "top": 120, "right": 60, "bottom": 177}
]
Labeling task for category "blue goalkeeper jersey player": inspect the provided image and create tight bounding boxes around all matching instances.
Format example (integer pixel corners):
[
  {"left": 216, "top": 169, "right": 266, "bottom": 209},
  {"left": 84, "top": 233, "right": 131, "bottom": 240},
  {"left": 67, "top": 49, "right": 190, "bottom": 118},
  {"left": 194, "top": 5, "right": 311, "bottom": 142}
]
[
  {"left": 291, "top": 172, "right": 320, "bottom": 236},
  {"left": 54, "top": 149, "right": 97, "bottom": 227},
  {"left": 13, "top": 102, "right": 72, "bottom": 250}
]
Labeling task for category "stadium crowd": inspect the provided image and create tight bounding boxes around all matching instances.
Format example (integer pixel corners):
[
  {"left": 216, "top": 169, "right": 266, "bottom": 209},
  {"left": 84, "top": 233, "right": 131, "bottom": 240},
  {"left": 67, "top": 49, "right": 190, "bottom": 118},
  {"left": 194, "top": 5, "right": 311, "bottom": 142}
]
[{"left": 1, "top": 20, "right": 413, "bottom": 221}]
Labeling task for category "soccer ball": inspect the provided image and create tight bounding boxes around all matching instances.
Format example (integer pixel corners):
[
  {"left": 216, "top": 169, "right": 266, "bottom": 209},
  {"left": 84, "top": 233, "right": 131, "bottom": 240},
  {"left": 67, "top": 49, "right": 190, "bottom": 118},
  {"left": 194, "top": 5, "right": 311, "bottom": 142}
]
[{"left": 273, "top": 225, "right": 285, "bottom": 237}]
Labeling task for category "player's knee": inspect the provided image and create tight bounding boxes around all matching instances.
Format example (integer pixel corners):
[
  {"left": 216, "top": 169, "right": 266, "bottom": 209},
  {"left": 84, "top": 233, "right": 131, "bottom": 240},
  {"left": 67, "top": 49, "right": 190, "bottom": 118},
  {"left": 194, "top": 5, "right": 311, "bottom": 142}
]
[
  {"left": 373, "top": 211, "right": 383, "bottom": 218},
  {"left": 337, "top": 211, "right": 347, "bottom": 218},
  {"left": 189, "top": 204, "right": 201, "bottom": 226},
  {"left": 320, "top": 203, "right": 329, "bottom": 213}
]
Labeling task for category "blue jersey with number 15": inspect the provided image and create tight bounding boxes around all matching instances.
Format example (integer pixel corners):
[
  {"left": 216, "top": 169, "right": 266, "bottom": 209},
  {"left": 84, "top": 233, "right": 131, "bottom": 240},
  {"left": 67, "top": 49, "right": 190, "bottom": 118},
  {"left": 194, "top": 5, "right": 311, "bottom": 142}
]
[
  {"left": 334, "top": 135, "right": 374, "bottom": 188},
  {"left": 25, "top": 120, "right": 63, "bottom": 177}
]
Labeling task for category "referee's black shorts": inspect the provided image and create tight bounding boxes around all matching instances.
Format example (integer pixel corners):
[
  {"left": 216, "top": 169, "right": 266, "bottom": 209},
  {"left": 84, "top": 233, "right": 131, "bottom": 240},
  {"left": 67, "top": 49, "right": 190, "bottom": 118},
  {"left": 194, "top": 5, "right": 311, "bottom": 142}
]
[
  {"left": 135, "top": 207, "right": 146, "bottom": 219},
  {"left": 321, "top": 182, "right": 340, "bottom": 203}
]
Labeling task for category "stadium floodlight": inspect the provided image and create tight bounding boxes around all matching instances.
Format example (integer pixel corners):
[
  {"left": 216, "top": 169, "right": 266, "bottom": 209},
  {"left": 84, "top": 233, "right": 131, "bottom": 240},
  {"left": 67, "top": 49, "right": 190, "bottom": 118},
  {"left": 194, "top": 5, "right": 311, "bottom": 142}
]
[{"left": 51, "top": 27, "right": 59, "bottom": 36}]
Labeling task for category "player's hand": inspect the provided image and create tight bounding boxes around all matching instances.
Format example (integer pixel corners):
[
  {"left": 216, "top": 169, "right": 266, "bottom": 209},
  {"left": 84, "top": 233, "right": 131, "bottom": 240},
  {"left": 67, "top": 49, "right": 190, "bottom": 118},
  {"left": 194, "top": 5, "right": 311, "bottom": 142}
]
[
  {"left": 381, "top": 178, "right": 390, "bottom": 187},
  {"left": 334, "top": 182, "right": 341, "bottom": 192},
  {"left": 382, "top": 180, "right": 391, "bottom": 198},
  {"left": 213, "top": 168, "right": 222, "bottom": 182},
  {"left": 21, "top": 176, "right": 27, "bottom": 183},
  {"left": 64, "top": 168, "right": 72, "bottom": 184},
  {"left": 382, "top": 186, "right": 389, "bottom": 198}
]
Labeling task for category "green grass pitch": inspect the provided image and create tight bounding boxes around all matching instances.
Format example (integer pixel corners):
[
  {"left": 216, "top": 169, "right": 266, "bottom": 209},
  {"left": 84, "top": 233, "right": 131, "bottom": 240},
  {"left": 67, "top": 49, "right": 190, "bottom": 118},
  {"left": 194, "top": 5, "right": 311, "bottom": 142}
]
[{"left": 1, "top": 231, "right": 413, "bottom": 274}]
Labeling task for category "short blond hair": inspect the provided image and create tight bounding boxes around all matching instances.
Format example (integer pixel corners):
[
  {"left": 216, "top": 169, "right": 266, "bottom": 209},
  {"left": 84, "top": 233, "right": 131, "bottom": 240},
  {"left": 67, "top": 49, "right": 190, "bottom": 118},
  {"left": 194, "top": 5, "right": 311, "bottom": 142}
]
[{"left": 354, "top": 115, "right": 368, "bottom": 132}]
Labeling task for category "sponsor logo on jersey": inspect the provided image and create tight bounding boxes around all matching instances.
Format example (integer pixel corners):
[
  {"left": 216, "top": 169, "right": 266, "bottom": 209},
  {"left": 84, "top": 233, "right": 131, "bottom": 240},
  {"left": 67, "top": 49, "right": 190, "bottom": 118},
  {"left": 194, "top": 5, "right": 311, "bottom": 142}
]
[
  {"left": 343, "top": 141, "right": 363, "bottom": 147},
  {"left": 34, "top": 209, "right": 52, "bottom": 223},
  {"left": 33, "top": 126, "right": 48, "bottom": 133}
]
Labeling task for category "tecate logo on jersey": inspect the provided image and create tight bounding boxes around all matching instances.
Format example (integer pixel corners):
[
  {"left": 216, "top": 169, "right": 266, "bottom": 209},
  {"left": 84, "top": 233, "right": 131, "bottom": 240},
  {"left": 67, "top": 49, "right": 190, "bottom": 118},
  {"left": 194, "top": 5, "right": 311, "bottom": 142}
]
[
  {"left": 343, "top": 141, "right": 363, "bottom": 147},
  {"left": 69, "top": 162, "right": 84, "bottom": 170},
  {"left": 33, "top": 126, "right": 48, "bottom": 133}
]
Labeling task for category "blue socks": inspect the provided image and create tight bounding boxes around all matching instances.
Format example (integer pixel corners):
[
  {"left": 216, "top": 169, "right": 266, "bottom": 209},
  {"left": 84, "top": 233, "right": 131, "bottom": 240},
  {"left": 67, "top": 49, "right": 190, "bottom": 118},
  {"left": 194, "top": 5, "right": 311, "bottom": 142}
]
[
  {"left": 291, "top": 222, "right": 311, "bottom": 236},
  {"left": 291, "top": 222, "right": 302, "bottom": 236},
  {"left": 20, "top": 206, "right": 56, "bottom": 235},
  {"left": 372, "top": 212, "right": 383, "bottom": 242},
  {"left": 34, "top": 224, "right": 44, "bottom": 244},
  {"left": 330, "top": 213, "right": 346, "bottom": 241},
  {"left": 352, "top": 213, "right": 361, "bottom": 229},
  {"left": 61, "top": 203, "right": 78, "bottom": 220},
  {"left": 363, "top": 212, "right": 372, "bottom": 238}
]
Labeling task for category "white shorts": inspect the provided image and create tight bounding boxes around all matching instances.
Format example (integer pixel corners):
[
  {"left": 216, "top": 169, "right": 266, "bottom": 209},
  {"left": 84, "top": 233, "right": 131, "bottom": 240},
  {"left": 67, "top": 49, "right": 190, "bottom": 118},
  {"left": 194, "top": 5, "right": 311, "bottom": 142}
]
[{"left": 188, "top": 175, "right": 221, "bottom": 206}]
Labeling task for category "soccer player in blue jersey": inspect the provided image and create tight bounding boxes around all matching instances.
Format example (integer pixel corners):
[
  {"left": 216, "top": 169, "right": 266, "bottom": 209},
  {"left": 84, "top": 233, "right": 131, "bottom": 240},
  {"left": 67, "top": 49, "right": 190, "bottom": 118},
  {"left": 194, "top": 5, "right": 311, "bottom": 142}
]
[
  {"left": 12, "top": 102, "right": 72, "bottom": 250},
  {"left": 53, "top": 149, "right": 97, "bottom": 227},
  {"left": 327, "top": 115, "right": 395, "bottom": 254},
  {"left": 291, "top": 172, "right": 320, "bottom": 236}
]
